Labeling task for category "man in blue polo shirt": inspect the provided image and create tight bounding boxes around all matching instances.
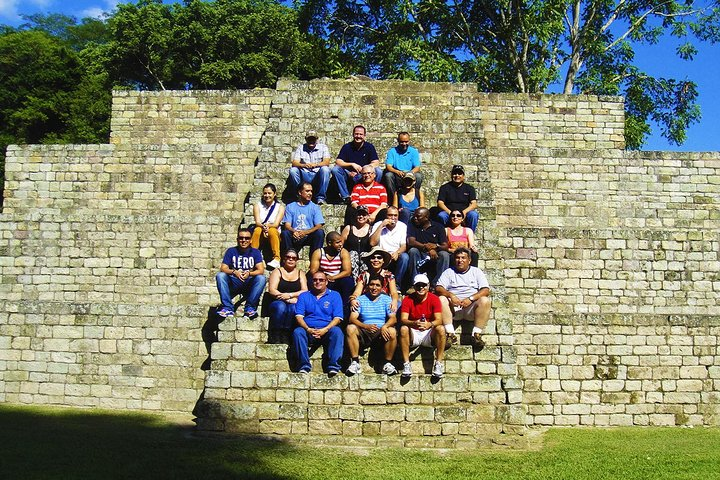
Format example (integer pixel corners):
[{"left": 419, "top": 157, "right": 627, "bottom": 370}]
[
  {"left": 293, "top": 271, "right": 344, "bottom": 376},
  {"left": 332, "top": 125, "right": 382, "bottom": 204},
  {"left": 345, "top": 275, "right": 398, "bottom": 376},
  {"left": 383, "top": 131, "right": 422, "bottom": 200}
]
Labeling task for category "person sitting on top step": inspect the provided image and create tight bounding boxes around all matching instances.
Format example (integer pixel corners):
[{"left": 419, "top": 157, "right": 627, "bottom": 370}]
[
  {"left": 383, "top": 131, "right": 423, "bottom": 201},
  {"left": 288, "top": 130, "right": 331, "bottom": 205},
  {"left": 332, "top": 125, "right": 382, "bottom": 204}
]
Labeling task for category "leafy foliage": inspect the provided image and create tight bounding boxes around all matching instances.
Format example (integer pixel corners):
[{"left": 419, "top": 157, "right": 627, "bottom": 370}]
[
  {"left": 102, "top": 0, "right": 333, "bottom": 90},
  {"left": 298, "top": 0, "right": 715, "bottom": 148}
]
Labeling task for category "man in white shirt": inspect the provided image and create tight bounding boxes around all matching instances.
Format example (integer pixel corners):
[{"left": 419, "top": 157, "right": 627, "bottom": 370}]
[
  {"left": 435, "top": 247, "right": 492, "bottom": 349},
  {"left": 370, "top": 206, "right": 409, "bottom": 291},
  {"left": 289, "top": 130, "right": 331, "bottom": 205}
]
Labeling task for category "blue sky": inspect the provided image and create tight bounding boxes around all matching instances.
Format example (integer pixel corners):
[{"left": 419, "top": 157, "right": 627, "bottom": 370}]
[{"left": 1, "top": 0, "right": 718, "bottom": 152}]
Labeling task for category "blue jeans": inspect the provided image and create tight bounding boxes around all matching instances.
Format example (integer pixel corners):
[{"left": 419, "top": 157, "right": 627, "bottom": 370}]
[
  {"left": 292, "top": 325, "right": 343, "bottom": 372},
  {"left": 281, "top": 229, "right": 325, "bottom": 258},
  {"left": 437, "top": 209, "right": 479, "bottom": 232},
  {"left": 392, "top": 252, "right": 410, "bottom": 291},
  {"left": 288, "top": 166, "right": 330, "bottom": 202},
  {"left": 331, "top": 165, "right": 383, "bottom": 199},
  {"left": 398, "top": 207, "right": 415, "bottom": 225},
  {"left": 269, "top": 300, "right": 296, "bottom": 330},
  {"left": 215, "top": 271, "right": 267, "bottom": 312},
  {"left": 382, "top": 170, "right": 423, "bottom": 200},
  {"left": 408, "top": 247, "right": 450, "bottom": 286}
]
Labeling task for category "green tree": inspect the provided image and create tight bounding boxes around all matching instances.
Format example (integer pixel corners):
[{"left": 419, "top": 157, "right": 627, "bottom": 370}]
[
  {"left": 0, "top": 29, "right": 111, "bottom": 203},
  {"left": 103, "top": 0, "right": 333, "bottom": 90},
  {"left": 299, "top": 0, "right": 713, "bottom": 149}
]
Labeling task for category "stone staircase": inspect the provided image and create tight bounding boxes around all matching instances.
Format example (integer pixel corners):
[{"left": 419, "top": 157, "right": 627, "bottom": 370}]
[
  {"left": 195, "top": 315, "right": 525, "bottom": 447},
  {"left": 195, "top": 78, "right": 526, "bottom": 446}
]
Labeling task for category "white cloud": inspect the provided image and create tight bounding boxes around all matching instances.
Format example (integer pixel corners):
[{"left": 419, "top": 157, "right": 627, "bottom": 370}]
[
  {"left": 0, "top": 0, "right": 20, "bottom": 20},
  {"left": 81, "top": 0, "right": 122, "bottom": 19},
  {"left": 0, "top": 0, "right": 59, "bottom": 22}
]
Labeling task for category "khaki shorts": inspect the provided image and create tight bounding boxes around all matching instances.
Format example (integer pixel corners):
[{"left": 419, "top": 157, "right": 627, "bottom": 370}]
[{"left": 450, "top": 302, "right": 477, "bottom": 321}]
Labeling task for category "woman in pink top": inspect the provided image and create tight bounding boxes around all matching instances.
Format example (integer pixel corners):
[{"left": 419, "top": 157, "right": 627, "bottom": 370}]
[{"left": 446, "top": 210, "right": 479, "bottom": 266}]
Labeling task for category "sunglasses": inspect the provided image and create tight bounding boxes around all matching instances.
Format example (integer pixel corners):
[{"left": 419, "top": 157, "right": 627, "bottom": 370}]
[
  {"left": 312, "top": 278, "right": 327, "bottom": 282},
  {"left": 370, "top": 255, "right": 384, "bottom": 260},
  {"left": 284, "top": 256, "right": 298, "bottom": 260},
  {"left": 450, "top": 213, "right": 463, "bottom": 218},
  {"left": 414, "top": 283, "right": 428, "bottom": 289},
  {"left": 237, "top": 236, "right": 251, "bottom": 241}
]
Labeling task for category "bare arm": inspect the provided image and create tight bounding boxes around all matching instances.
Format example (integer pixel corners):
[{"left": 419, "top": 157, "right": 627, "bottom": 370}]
[
  {"left": 463, "top": 200, "right": 477, "bottom": 217},
  {"left": 308, "top": 248, "right": 321, "bottom": 275},
  {"left": 269, "top": 204, "right": 285, "bottom": 229},
  {"left": 329, "top": 249, "right": 352, "bottom": 281}
]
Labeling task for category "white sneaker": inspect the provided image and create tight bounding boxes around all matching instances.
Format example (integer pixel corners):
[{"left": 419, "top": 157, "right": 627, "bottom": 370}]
[
  {"left": 401, "top": 362, "right": 412, "bottom": 378},
  {"left": 382, "top": 362, "right": 397, "bottom": 375},
  {"left": 267, "top": 259, "right": 281, "bottom": 270},
  {"left": 432, "top": 361, "right": 444, "bottom": 378},
  {"left": 347, "top": 360, "right": 361, "bottom": 375}
]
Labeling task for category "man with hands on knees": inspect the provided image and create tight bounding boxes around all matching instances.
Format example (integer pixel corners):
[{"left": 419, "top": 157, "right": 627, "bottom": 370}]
[
  {"left": 215, "top": 226, "right": 266, "bottom": 319},
  {"left": 346, "top": 275, "right": 398, "bottom": 376},
  {"left": 435, "top": 247, "right": 492, "bottom": 350},
  {"left": 292, "top": 271, "right": 344, "bottom": 376},
  {"left": 398, "top": 274, "right": 447, "bottom": 379}
]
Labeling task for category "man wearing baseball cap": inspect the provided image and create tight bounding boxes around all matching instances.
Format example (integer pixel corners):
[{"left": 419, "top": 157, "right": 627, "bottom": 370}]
[
  {"left": 437, "top": 164, "right": 479, "bottom": 232},
  {"left": 289, "top": 130, "right": 331, "bottom": 205},
  {"left": 398, "top": 273, "right": 449, "bottom": 379}
]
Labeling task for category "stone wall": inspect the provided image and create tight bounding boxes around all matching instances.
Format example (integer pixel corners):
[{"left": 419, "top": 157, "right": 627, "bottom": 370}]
[
  {"left": 1, "top": 80, "right": 717, "bottom": 430},
  {"left": 486, "top": 147, "right": 720, "bottom": 426},
  {"left": 1, "top": 90, "right": 272, "bottom": 411}
]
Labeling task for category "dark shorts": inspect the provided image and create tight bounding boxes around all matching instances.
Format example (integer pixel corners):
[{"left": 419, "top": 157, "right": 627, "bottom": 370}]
[{"left": 358, "top": 327, "right": 384, "bottom": 350}]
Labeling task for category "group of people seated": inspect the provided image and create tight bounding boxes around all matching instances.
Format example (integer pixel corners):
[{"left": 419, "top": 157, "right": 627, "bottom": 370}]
[{"left": 213, "top": 126, "right": 490, "bottom": 378}]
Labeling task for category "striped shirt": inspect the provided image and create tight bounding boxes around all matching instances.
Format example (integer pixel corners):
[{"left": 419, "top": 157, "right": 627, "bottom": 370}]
[
  {"left": 319, "top": 250, "right": 343, "bottom": 276},
  {"left": 357, "top": 293, "right": 392, "bottom": 327},
  {"left": 351, "top": 182, "right": 387, "bottom": 213}
]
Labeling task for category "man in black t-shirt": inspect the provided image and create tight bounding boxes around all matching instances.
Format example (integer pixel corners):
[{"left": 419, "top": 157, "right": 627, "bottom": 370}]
[
  {"left": 436, "top": 165, "right": 478, "bottom": 231},
  {"left": 407, "top": 207, "right": 450, "bottom": 287}
]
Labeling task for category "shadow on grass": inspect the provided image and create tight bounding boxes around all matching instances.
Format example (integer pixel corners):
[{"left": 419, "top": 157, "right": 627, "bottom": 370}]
[
  {"left": 3, "top": 404, "right": 720, "bottom": 480},
  {"left": 0, "top": 405, "right": 296, "bottom": 480}
]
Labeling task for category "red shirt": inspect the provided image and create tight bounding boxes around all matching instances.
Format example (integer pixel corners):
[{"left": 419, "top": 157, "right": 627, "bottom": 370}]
[
  {"left": 400, "top": 293, "right": 441, "bottom": 322},
  {"left": 351, "top": 181, "right": 387, "bottom": 213}
]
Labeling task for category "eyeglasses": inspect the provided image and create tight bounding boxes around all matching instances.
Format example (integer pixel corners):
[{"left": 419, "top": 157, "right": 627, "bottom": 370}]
[
  {"left": 450, "top": 213, "right": 463, "bottom": 218},
  {"left": 237, "top": 236, "right": 251, "bottom": 241},
  {"left": 312, "top": 278, "right": 327, "bottom": 283},
  {"left": 370, "top": 255, "right": 384, "bottom": 260},
  {"left": 414, "top": 283, "right": 428, "bottom": 289}
]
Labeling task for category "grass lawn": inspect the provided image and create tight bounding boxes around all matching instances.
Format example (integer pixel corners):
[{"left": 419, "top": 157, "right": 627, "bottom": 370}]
[{"left": 1, "top": 404, "right": 719, "bottom": 480}]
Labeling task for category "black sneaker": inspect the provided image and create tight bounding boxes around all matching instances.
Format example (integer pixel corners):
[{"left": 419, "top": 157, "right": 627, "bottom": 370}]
[{"left": 472, "top": 332, "right": 485, "bottom": 350}]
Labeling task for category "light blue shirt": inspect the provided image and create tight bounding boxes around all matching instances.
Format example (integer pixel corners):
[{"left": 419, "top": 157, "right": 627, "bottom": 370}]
[
  {"left": 386, "top": 145, "right": 421, "bottom": 172},
  {"left": 282, "top": 201, "right": 325, "bottom": 230},
  {"left": 357, "top": 293, "right": 393, "bottom": 327}
]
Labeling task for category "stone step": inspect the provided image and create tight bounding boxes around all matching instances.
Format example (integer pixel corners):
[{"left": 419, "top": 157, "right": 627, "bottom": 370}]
[
  {"left": 203, "top": 370, "right": 518, "bottom": 400},
  {"left": 193, "top": 398, "right": 527, "bottom": 440}
]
